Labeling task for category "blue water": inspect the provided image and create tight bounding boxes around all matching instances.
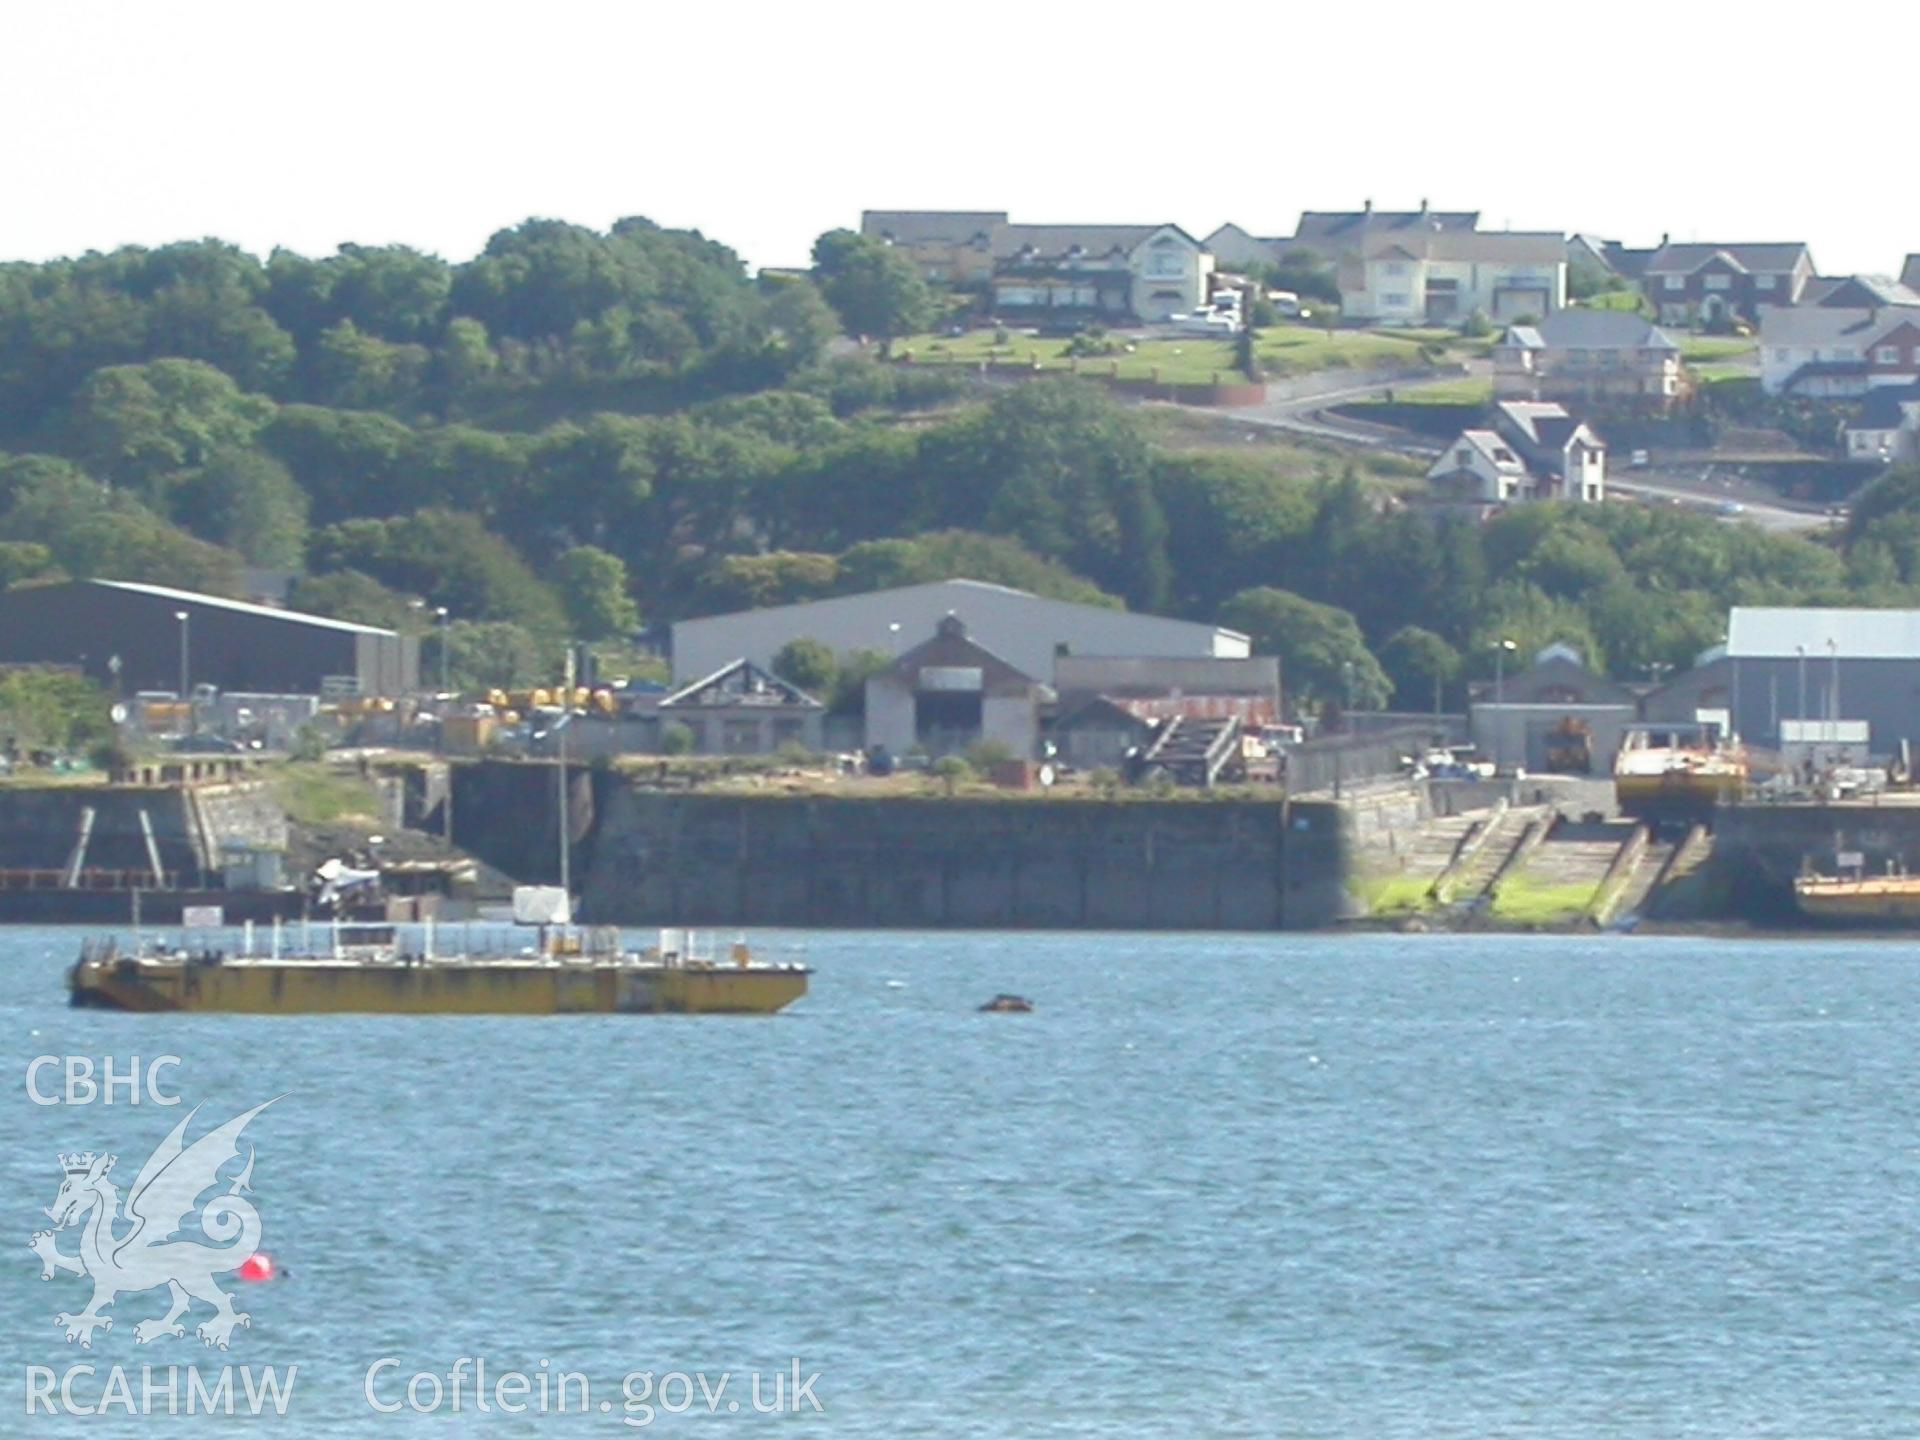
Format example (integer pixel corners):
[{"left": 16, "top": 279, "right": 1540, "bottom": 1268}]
[{"left": 6, "top": 927, "right": 1920, "bottom": 1436}]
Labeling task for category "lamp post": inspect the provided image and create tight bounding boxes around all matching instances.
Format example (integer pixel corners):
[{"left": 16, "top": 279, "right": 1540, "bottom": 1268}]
[
  {"left": 1795, "top": 643, "right": 1807, "bottom": 747},
  {"left": 174, "top": 610, "right": 191, "bottom": 738},
  {"left": 1493, "top": 638, "right": 1517, "bottom": 704},
  {"left": 1828, "top": 637, "right": 1839, "bottom": 754}
]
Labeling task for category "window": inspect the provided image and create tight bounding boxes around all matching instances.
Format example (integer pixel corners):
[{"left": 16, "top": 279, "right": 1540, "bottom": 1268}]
[
  {"left": 1704, "top": 274, "right": 1731, "bottom": 291},
  {"left": 1663, "top": 275, "right": 1684, "bottom": 291},
  {"left": 1382, "top": 292, "right": 1411, "bottom": 307},
  {"left": 1384, "top": 262, "right": 1408, "bottom": 276},
  {"left": 1877, "top": 346, "right": 1900, "bottom": 364},
  {"left": 1755, "top": 274, "right": 1777, "bottom": 290},
  {"left": 1142, "top": 247, "right": 1186, "bottom": 279}
]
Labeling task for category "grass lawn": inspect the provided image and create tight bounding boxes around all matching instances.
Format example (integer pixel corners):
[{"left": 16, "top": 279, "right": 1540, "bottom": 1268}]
[
  {"left": 896, "top": 331, "right": 1238, "bottom": 385},
  {"left": 1678, "top": 336, "right": 1757, "bottom": 363},
  {"left": 1392, "top": 376, "right": 1494, "bottom": 405},
  {"left": 1582, "top": 290, "right": 1648, "bottom": 313},
  {"left": 1358, "top": 873, "right": 1436, "bottom": 915},
  {"left": 1488, "top": 874, "right": 1598, "bottom": 926},
  {"left": 894, "top": 321, "right": 1473, "bottom": 385},
  {"left": 270, "top": 762, "right": 384, "bottom": 825}
]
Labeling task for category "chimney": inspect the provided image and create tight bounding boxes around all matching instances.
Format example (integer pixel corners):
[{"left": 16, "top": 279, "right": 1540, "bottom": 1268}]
[
  {"left": 1363, "top": 198, "right": 1373, "bottom": 214},
  {"left": 1419, "top": 197, "right": 1429, "bottom": 215},
  {"left": 1660, "top": 232, "right": 1670, "bottom": 248}
]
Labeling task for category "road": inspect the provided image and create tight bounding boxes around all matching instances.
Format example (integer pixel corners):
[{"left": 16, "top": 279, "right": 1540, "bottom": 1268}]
[{"left": 1216, "top": 366, "right": 1830, "bottom": 533}]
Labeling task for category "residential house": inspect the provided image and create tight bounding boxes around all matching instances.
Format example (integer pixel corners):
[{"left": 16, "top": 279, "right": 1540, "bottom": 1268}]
[
  {"left": 1758, "top": 305, "right": 1920, "bottom": 397},
  {"left": 859, "top": 211, "right": 1006, "bottom": 285},
  {"left": 1804, "top": 274, "right": 1920, "bottom": 309},
  {"left": 1494, "top": 402, "right": 1606, "bottom": 501},
  {"left": 1205, "top": 203, "right": 1479, "bottom": 269},
  {"left": 864, "top": 614, "right": 1048, "bottom": 759},
  {"left": 988, "top": 224, "right": 1212, "bottom": 323},
  {"left": 1844, "top": 383, "right": 1920, "bottom": 465},
  {"left": 1425, "top": 429, "right": 1533, "bottom": 506},
  {"left": 1494, "top": 310, "right": 1684, "bottom": 410},
  {"left": 1339, "top": 230, "right": 1567, "bottom": 325},
  {"left": 1567, "top": 235, "right": 1656, "bottom": 287},
  {"left": 654, "top": 659, "right": 824, "bottom": 755},
  {"left": 1639, "top": 242, "right": 1816, "bottom": 326}
]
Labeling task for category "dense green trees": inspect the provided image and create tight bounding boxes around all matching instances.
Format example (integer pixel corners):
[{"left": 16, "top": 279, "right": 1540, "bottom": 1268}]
[{"left": 7, "top": 213, "right": 1920, "bottom": 715}]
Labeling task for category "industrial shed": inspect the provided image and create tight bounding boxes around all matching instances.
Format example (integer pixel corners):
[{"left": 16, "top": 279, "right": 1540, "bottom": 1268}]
[
  {"left": 0, "top": 580, "right": 417, "bottom": 697},
  {"left": 671, "top": 578, "right": 1250, "bottom": 685},
  {"left": 1726, "top": 607, "right": 1920, "bottom": 758}
]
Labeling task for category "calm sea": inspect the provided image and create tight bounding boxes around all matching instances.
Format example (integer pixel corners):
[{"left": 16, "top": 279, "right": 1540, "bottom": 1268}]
[{"left": 5, "top": 927, "right": 1920, "bottom": 1436}]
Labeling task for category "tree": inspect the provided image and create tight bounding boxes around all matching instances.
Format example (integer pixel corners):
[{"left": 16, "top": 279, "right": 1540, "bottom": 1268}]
[
  {"left": 1218, "top": 586, "right": 1389, "bottom": 708},
  {"left": 171, "top": 449, "right": 309, "bottom": 567},
  {"left": 834, "top": 531, "right": 1120, "bottom": 608},
  {"left": 810, "top": 229, "right": 935, "bottom": 348},
  {"left": 286, "top": 569, "right": 421, "bottom": 630},
  {"left": 760, "top": 274, "right": 841, "bottom": 368},
  {"left": 64, "top": 359, "right": 274, "bottom": 503},
  {"left": 429, "top": 620, "right": 547, "bottom": 691},
  {"left": 553, "top": 545, "right": 639, "bottom": 639},
  {"left": 0, "top": 540, "right": 54, "bottom": 589},
  {"left": 0, "top": 669, "right": 112, "bottom": 755},
  {"left": 924, "top": 381, "right": 1170, "bottom": 609},
  {"left": 1379, "top": 626, "right": 1461, "bottom": 711},
  {"left": 771, "top": 637, "right": 837, "bottom": 696}
]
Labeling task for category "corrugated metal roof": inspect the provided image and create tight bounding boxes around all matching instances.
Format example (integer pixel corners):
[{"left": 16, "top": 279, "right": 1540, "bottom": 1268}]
[
  {"left": 1728, "top": 606, "right": 1920, "bottom": 659},
  {"left": 93, "top": 580, "right": 398, "bottom": 637}
]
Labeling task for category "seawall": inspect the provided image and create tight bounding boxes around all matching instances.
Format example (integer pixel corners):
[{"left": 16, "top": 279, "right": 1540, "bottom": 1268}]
[{"left": 449, "top": 763, "right": 1367, "bottom": 930}]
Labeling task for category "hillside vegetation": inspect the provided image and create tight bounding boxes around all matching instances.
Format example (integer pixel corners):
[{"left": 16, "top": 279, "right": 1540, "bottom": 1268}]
[{"left": 3, "top": 215, "right": 1919, "bottom": 709}]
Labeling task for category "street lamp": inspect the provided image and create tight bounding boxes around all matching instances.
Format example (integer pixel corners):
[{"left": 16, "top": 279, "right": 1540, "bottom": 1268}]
[
  {"left": 435, "top": 606, "right": 450, "bottom": 696},
  {"left": 1827, "top": 637, "right": 1839, "bottom": 752},
  {"left": 1493, "top": 638, "right": 1517, "bottom": 704},
  {"left": 174, "top": 610, "right": 191, "bottom": 738}
]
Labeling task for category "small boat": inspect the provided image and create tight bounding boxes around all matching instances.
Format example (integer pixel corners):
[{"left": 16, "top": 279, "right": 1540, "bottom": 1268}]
[
  {"left": 1614, "top": 722, "right": 1747, "bottom": 825},
  {"left": 68, "top": 890, "right": 810, "bottom": 1015},
  {"left": 978, "top": 993, "right": 1034, "bottom": 1014},
  {"left": 1793, "top": 868, "right": 1920, "bottom": 925}
]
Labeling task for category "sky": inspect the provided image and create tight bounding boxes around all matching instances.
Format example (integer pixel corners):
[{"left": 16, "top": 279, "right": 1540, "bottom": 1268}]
[{"left": 4, "top": 1, "right": 1911, "bottom": 278}]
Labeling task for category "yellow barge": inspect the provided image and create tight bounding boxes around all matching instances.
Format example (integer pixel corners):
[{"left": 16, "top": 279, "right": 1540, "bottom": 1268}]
[
  {"left": 69, "top": 922, "right": 810, "bottom": 1015},
  {"left": 1793, "top": 873, "right": 1920, "bottom": 926}
]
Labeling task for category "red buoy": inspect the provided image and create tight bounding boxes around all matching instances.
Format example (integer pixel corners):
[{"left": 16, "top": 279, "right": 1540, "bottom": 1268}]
[{"left": 236, "top": 1252, "right": 275, "bottom": 1283}]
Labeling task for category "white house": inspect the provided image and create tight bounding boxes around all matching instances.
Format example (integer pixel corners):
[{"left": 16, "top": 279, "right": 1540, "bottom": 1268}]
[
  {"left": 1845, "top": 384, "right": 1920, "bottom": 465},
  {"left": 1429, "top": 403, "right": 1605, "bottom": 507},
  {"left": 1759, "top": 305, "right": 1920, "bottom": 397},
  {"left": 1340, "top": 230, "right": 1567, "bottom": 325},
  {"left": 988, "top": 224, "right": 1213, "bottom": 323},
  {"left": 1425, "top": 429, "right": 1532, "bottom": 503}
]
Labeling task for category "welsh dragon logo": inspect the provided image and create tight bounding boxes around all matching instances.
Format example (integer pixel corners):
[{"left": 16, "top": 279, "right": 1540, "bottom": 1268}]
[{"left": 28, "top": 1100, "right": 277, "bottom": 1350}]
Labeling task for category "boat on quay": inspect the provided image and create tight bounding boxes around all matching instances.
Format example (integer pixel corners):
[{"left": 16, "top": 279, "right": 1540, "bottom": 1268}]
[
  {"left": 1614, "top": 721, "right": 1748, "bottom": 826},
  {"left": 67, "top": 889, "right": 810, "bottom": 1015}
]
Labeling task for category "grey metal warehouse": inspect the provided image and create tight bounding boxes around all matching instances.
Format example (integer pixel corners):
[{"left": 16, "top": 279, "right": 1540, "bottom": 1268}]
[
  {"left": 1727, "top": 606, "right": 1920, "bottom": 758},
  {"left": 670, "top": 578, "right": 1250, "bottom": 685},
  {"left": 0, "top": 580, "right": 417, "bottom": 696}
]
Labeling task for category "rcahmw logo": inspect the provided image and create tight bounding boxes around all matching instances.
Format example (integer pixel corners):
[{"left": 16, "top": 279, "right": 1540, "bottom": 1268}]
[{"left": 21, "top": 1056, "right": 297, "bottom": 1417}]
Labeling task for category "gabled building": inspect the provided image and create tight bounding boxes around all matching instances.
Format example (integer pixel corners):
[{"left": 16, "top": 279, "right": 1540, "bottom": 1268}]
[
  {"left": 1759, "top": 305, "right": 1920, "bottom": 397},
  {"left": 987, "top": 223, "right": 1212, "bottom": 323},
  {"left": 1494, "top": 310, "right": 1684, "bottom": 410},
  {"left": 864, "top": 614, "right": 1048, "bottom": 759},
  {"left": 1804, "top": 274, "right": 1920, "bottom": 309},
  {"left": 1639, "top": 242, "right": 1816, "bottom": 325},
  {"left": 655, "top": 659, "right": 824, "bottom": 755},
  {"left": 1339, "top": 230, "right": 1567, "bottom": 325},
  {"left": 1425, "top": 429, "right": 1533, "bottom": 506},
  {"left": 1493, "top": 402, "right": 1606, "bottom": 502},
  {"left": 1844, "top": 383, "right": 1920, "bottom": 466},
  {"left": 859, "top": 211, "right": 1007, "bottom": 285},
  {"left": 1206, "top": 204, "right": 1480, "bottom": 270}
]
